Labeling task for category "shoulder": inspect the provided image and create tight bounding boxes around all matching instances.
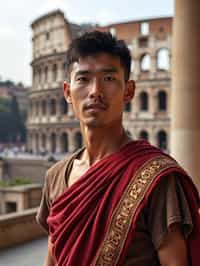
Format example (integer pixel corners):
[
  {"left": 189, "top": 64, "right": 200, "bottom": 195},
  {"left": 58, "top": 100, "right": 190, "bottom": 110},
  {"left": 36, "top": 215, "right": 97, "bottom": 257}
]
[{"left": 46, "top": 156, "right": 70, "bottom": 181}]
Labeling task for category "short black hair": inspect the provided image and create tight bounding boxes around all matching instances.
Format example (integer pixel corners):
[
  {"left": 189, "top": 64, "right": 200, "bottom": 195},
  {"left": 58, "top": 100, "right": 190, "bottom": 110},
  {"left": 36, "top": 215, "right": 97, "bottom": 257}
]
[{"left": 65, "top": 31, "right": 131, "bottom": 81}]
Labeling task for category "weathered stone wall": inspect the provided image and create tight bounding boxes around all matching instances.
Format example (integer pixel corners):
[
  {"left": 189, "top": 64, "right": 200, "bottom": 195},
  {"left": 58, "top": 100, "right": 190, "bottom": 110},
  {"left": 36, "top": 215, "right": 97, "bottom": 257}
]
[
  {"left": 2, "top": 158, "right": 54, "bottom": 184},
  {"left": 0, "top": 208, "right": 46, "bottom": 249},
  {"left": 0, "top": 184, "right": 42, "bottom": 214}
]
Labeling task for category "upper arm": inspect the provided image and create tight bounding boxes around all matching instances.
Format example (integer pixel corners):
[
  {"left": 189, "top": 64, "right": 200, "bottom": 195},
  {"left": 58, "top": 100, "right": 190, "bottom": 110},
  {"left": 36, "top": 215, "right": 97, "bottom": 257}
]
[
  {"left": 147, "top": 174, "right": 193, "bottom": 249},
  {"left": 36, "top": 172, "right": 51, "bottom": 233},
  {"left": 146, "top": 174, "right": 193, "bottom": 265},
  {"left": 158, "top": 224, "right": 189, "bottom": 266}
]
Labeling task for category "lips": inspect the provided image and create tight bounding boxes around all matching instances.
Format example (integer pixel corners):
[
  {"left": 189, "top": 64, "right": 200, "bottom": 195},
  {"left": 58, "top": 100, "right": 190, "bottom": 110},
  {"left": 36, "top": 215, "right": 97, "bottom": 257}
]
[
  {"left": 84, "top": 102, "right": 107, "bottom": 111},
  {"left": 86, "top": 103, "right": 107, "bottom": 110}
]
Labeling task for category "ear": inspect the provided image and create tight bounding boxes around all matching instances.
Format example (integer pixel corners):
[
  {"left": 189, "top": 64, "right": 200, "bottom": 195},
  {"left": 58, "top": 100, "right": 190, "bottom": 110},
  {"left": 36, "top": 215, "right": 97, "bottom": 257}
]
[
  {"left": 123, "top": 80, "right": 135, "bottom": 103},
  {"left": 63, "top": 81, "right": 72, "bottom": 104}
]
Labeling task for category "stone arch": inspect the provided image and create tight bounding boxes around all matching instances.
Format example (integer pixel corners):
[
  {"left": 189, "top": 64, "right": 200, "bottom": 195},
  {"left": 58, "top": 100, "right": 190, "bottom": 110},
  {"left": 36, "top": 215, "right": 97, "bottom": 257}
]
[
  {"left": 139, "top": 91, "right": 149, "bottom": 111},
  {"left": 158, "top": 90, "right": 167, "bottom": 111},
  {"left": 44, "top": 66, "right": 48, "bottom": 81},
  {"left": 75, "top": 131, "right": 83, "bottom": 150},
  {"left": 131, "top": 59, "right": 135, "bottom": 73},
  {"left": 30, "top": 100, "right": 33, "bottom": 117},
  {"left": 52, "top": 64, "right": 58, "bottom": 81},
  {"left": 38, "top": 68, "right": 41, "bottom": 84},
  {"left": 50, "top": 99, "right": 56, "bottom": 115},
  {"left": 124, "top": 102, "right": 131, "bottom": 112},
  {"left": 157, "top": 130, "right": 167, "bottom": 150},
  {"left": 126, "top": 130, "right": 132, "bottom": 138},
  {"left": 29, "top": 133, "right": 33, "bottom": 153},
  {"left": 62, "top": 62, "right": 66, "bottom": 79},
  {"left": 139, "top": 130, "right": 149, "bottom": 140},
  {"left": 60, "top": 132, "right": 68, "bottom": 153},
  {"left": 140, "top": 54, "right": 151, "bottom": 71},
  {"left": 35, "top": 101, "right": 39, "bottom": 116},
  {"left": 157, "top": 48, "right": 170, "bottom": 71},
  {"left": 35, "top": 133, "right": 39, "bottom": 153},
  {"left": 41, "top": 100, "right": 47, "bottom": 115},
  {"left": 61, "top": 97, "right": 68, "bottom": 114},
  {"left": 50, "top": 133, "right": 56, "bottom": 153},
  {"left": 41, "top": 133, "right": 46, "bottom": 150}
]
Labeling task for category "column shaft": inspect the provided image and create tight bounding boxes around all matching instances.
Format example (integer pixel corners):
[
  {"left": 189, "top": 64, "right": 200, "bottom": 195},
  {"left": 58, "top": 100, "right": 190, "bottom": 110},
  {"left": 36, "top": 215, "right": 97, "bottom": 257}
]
[{"left": 171, "top": 0, "right": 200, "bottom": 189}]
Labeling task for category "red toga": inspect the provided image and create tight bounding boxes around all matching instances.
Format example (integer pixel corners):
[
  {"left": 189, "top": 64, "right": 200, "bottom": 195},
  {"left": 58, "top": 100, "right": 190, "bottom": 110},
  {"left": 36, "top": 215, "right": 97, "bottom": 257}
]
[{"left": 47, "top": 140, "right": 200, "bottom": 266}]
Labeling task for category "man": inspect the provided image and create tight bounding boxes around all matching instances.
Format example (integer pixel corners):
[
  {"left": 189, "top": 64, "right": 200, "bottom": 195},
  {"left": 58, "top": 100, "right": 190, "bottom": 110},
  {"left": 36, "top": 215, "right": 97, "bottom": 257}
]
[{"left": 36, "top": 31, "right": 200, "bottom": 266}]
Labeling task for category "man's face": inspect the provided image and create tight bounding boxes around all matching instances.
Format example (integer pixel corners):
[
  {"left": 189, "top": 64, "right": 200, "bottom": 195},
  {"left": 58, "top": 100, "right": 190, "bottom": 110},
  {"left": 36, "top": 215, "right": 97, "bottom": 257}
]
[{"left": 64, "top": 53, "right": 135, "bottom": 128}]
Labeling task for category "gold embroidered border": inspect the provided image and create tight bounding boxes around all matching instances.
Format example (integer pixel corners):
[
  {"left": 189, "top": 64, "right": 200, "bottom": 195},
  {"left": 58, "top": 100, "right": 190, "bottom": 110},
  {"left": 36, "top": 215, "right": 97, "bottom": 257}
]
[{"left": 94, "top": 156, "right": 178, "bottom": 266}]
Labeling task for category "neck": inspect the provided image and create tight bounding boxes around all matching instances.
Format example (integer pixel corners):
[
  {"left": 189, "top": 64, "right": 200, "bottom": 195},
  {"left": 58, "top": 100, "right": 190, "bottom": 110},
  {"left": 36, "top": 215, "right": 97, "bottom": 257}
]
[{"left": 80, "top": 122, "right": 132, "bottom": 166}]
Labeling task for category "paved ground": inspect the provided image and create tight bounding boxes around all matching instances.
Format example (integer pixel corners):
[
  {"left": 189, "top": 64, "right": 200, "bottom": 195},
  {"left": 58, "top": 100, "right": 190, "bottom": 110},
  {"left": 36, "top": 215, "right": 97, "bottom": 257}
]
[{"left": 0, "top": 237, "right": 47, "bottom": 266}]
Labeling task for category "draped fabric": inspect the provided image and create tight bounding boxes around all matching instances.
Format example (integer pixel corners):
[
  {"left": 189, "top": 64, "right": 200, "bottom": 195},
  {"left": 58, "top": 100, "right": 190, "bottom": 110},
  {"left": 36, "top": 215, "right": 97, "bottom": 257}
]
[{"left": 47, "top": 140, "right": 200, "bottom": 266}]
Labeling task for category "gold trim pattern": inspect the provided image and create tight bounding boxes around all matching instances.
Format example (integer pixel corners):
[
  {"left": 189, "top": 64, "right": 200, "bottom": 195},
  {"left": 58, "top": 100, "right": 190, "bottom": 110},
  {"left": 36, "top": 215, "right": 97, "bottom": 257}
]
[{"left": 94, "top": 156, "right": 178, "bottom": 266}]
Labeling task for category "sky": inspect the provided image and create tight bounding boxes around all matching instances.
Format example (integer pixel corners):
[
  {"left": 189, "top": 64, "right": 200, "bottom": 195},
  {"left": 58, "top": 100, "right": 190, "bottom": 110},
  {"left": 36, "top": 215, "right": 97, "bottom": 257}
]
[{"left": 0, "top": 0, "right": 174, "bottom": 86}]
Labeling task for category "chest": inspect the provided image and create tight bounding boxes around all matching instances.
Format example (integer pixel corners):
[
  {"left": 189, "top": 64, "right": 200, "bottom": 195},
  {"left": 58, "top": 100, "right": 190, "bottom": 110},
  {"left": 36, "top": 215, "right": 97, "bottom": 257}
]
[{"left": 67, "top": 159, "right": 90, "bottom": 187}]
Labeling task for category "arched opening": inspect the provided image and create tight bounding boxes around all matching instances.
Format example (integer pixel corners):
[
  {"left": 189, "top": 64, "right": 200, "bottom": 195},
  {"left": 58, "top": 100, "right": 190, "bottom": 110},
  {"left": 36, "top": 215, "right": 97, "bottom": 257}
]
[
  {"left": 157, "top": 48, "right": 170, "bottom": 71},
  {"left": 126, "top": 130, "right": 132, "bottom": 138},
  {"left": 140, "top": 54, "right": 150, "bottom": 72},
  {"left": 50, "top": 133, "right": 56, "bottom": 153},
  {"left": 124, "top": 102, "right": 131, "bottom": 112},
  {"left": 131, "top": 59, "right": 135, "bottom": 73},
  {"left": 75, "top": 132, "right": 83, "bottom": 150},
  {"left": 42, "top": 100, "right": 46, "bottom": 115},
  {"left": 38, "top": 68, "right": 41, "bottom": 84},
  {"left": 139, "top": 130, "right": 149, "bottom": 140},
  {"left": 41, "top": 134, "right": 46, "bottom": 150},
  {"left": 44, "top": 66, "right": 48, "bottom": 81},
  {"left": 50, "top": 99, "right": 56, "bottom": 115},
  {"left": 158, "top": 91, "right": 167, "bottom": 111},
  {"left": 52, "top": 64, "right": 57, "bottom": 81},
  {"left": 35, "top": 133, "right": 39, "bottom": 153},
  {"left": 157, "top": 130, "right": 167, "bottom": 150},
  {"left": 61, "top": 97, "right": 68, "bottom": 114},
  {"left": 29, "top": 133, "right": 33, "bottom": 153},
  {"left": 35, "top": 101, "right": 39, "bottom": 116},
  {"left": 30, "top": 101, "right": 33, "bottom": 117},
  {"left": 61, "top": 133, "right": 68, "bottom": 153},
  {"left": 139, "top": 92, "right": 148, "bottom": 111},
  {"left": 63, "top": 62, "right": 66, "bottom": 79}
]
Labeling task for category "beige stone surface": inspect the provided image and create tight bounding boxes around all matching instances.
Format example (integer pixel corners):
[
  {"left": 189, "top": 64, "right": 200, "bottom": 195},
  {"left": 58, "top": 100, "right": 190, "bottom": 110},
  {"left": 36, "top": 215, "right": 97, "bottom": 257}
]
[{"left": 171, "top": 0, "right": 200, "bottom": 190}]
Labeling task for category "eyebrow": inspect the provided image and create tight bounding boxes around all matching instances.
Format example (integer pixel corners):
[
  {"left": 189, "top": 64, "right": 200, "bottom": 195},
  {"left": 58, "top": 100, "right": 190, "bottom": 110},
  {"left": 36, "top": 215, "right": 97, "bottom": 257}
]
[{"left": 74, "top": 67, "right": 118, "bottom": 77}]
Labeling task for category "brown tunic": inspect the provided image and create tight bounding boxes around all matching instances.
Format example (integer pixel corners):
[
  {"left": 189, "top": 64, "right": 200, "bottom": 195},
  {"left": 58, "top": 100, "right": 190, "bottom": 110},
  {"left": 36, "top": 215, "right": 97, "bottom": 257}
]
[{"left": 36, "top": 151, "right": 193, "bottom": 266}]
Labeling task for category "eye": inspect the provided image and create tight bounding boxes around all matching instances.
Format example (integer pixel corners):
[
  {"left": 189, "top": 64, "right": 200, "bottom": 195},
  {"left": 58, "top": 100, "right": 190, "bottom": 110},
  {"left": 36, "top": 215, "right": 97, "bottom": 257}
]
[
  {"left": 76, "top": 76, "right": 89, "bottom": 83},
  {"left": 104, "top": 75, "right": 116, "bottom": 82}
]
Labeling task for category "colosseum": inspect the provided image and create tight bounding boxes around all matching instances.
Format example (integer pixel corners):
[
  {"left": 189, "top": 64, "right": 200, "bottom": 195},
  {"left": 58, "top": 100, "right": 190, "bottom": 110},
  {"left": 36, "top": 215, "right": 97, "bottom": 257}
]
[{"left": 27, "top": 10, "right": 172, "bottom": 155}]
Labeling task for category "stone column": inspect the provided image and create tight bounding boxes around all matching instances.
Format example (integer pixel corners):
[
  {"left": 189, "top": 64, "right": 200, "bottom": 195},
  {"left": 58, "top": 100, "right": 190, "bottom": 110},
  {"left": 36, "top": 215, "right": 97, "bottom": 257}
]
[
  {"left": 132, "top": 93, "right": 139, "bottom": 118},
  {"left": 149, "top": 90, "right": 156, "bottom": 116},
  {"left": 150, "top": 54, "right": 157, "bottom": 79},
  {"left": 49, "top": 64, "right": 53, "bottom": 83},
  {"left": 46, "top": 134, "right": 51, "bottom": 153},
  {"left": 32, "top": 134, "right": 36, "bottom": 154},
  {"left": 68, "top": 131, "right": 75, "bottom": 152},
  {"left": 57, "top": 62, "right": 63, "bottom": 82},
  {"left": 133, "top": 58, "right": 140, "bottom": 80},
  {"left": 56, "top": 97, "right": 61, "bottom": 117},
  {"left": 171, "top": 0, "right": 200, "bottom": 190},
  {"left": 56, "top": 134, "right": 62, "bottom": 153}
]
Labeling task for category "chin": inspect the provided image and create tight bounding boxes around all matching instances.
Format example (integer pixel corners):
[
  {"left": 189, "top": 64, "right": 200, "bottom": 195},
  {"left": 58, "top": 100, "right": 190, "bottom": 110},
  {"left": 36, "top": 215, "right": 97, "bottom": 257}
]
[{"left": 84, "top": 119, "right": 105, "bottom": 128}]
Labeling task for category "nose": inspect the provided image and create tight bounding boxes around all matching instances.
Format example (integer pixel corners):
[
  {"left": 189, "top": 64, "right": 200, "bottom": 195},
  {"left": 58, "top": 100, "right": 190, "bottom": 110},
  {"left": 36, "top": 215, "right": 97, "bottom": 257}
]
[{"left": 88, "top": 78, "right": 103, "bottom": 99}]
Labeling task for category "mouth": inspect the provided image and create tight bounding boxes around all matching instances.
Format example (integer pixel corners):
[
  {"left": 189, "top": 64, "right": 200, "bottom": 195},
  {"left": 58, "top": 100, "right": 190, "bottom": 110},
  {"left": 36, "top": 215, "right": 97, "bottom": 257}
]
[{"left": 84, "top": 103, "right": 107, "bottom": 112}]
